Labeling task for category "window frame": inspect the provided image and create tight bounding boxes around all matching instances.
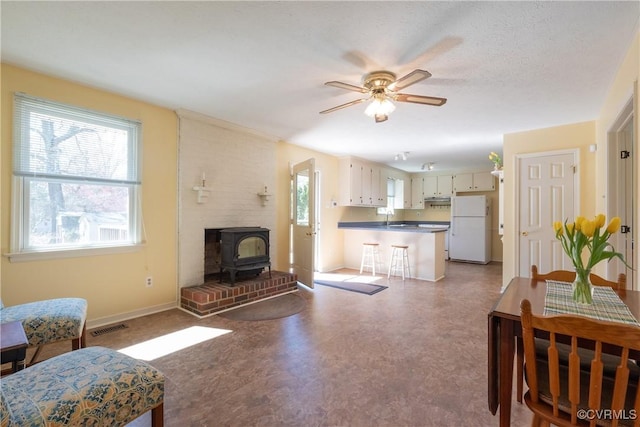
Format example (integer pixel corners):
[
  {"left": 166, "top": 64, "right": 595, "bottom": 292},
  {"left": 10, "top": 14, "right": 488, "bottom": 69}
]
[{"left": 9, "top": 93, "right": 143, "bottom": 261}]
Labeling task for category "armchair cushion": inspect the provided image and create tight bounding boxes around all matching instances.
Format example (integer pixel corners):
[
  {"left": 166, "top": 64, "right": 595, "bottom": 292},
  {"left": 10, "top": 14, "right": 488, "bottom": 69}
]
[
  {"left": 0, "top": 346, "right": 164, "bottom": 426},
  {"left": 0, "top": 298, "right": 87, "bottom": 347}
]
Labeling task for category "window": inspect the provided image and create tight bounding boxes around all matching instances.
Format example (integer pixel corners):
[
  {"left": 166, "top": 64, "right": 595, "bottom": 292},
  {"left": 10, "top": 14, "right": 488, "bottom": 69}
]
[
  {"left": 376, "top": 178, "right": 395, "bottom": 216},
  {"left": 12, "top": 93, "right": 142, "bottom": 255}
]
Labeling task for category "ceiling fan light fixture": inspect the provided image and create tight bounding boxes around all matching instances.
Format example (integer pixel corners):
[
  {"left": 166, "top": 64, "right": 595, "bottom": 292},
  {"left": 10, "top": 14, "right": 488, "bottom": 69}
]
[{"left": 364, "top": 97, "right": 395, "bottom": 118}]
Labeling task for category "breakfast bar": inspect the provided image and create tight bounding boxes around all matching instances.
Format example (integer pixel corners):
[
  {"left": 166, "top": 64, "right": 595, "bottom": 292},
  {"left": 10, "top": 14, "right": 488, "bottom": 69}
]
[{"left": 338, "top": 222, "right": 448, "bottom": 281}]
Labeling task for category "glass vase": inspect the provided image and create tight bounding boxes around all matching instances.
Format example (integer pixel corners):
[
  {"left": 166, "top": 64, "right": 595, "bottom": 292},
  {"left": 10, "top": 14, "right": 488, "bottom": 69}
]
[{"left": 572, "top": 268, "right": 594, "bottom": 304}]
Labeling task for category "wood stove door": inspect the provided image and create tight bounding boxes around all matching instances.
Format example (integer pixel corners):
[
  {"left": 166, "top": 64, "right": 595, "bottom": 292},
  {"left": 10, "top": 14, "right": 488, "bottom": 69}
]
[{"left": 292, "top": 158, "right": 316, "bottom": 288}]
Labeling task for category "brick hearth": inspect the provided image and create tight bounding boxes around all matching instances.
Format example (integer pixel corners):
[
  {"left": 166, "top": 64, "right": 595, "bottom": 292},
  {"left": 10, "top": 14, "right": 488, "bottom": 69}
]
[{"left": 180, "top": 271, "right": 298, "bottom": 316}]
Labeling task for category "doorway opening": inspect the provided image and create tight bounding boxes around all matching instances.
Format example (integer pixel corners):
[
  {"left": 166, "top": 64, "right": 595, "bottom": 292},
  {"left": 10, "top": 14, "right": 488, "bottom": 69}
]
[{"left": 607, "top": 97, "right": 635, "bottom": 288}]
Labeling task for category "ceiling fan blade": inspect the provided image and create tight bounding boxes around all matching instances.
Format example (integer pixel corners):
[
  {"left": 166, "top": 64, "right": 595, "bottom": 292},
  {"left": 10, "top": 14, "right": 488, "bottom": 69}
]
[
  {"left": 388, "top": 69, "right": 432, "bottom": 91},
  {"left": 395, "top": 93, "right": 447, "bottom": 106},
  {"left": 319, "top": 98, "right": 367, "bottom": 114},
  {"left": 325, "top": 81, "right": 369, "bottom": 93}
]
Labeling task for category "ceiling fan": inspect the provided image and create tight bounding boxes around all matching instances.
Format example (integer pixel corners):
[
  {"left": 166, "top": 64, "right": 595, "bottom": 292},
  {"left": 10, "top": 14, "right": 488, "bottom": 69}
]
[{"left": 320, "top": 69, "right": 447, "bottom": 123}]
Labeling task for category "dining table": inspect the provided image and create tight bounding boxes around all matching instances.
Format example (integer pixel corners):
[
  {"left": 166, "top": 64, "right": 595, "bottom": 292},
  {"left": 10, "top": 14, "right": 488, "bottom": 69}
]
[{"left": 487, "top": 276, "right": 640, "bottom": 427}]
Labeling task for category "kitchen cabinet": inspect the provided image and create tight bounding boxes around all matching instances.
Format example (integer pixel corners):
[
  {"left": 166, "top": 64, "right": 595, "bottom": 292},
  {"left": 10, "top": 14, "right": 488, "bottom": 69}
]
[
  {"left": 371, "top": 166, "right": 388, "bottom": 206},
  {"left": 410, "top": 177, "right": 424, "bottom": 209},
  {"left": 436, "top": 175, "right": 453, "bottom": 196},
  {"left": 339, "top": 158, "right": 363, "bottom": 205},
  {"left": 424, "top": 176, "right": 438, "bottom": 198},
  {"left": 423, "top": 175, "right": 453, "bottom": 198},
  {"left": 402, "top": 176, "right": 412, "bottom": 208},
  {"left": 453, "top": 171, "right": 495, "bottom": 192},
  {"left": 338, "top": 157, "right": 387, "bottom": 207}
]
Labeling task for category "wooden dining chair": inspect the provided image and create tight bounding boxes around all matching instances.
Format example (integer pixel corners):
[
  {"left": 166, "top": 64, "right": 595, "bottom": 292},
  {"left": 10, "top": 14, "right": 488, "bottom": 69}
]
[
  {"left": 515, "top": 266, "right": 627, "bottom": 403},
  {"left": 531, "top": 265, "right": 626, "bottom": 290},
  {"left": 520, "top": 299, "right": 640, "bottom": 426}
]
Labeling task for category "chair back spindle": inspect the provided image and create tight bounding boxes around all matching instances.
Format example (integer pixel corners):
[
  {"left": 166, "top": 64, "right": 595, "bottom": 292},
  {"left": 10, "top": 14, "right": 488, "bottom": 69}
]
[{"left": 520, "top": 299, "right": 640, "bottom": 426}]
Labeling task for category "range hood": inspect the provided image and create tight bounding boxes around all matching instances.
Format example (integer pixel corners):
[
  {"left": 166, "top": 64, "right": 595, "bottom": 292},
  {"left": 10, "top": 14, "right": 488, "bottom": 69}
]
[{"left": 424, "top": 196, "right": 451, "bottom": 202}]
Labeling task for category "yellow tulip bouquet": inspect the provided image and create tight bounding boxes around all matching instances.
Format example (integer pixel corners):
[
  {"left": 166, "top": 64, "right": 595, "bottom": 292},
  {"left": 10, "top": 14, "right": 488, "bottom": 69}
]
[
  {"left": 488, "top": 152, "right": 502, "bottom": 170},
  {"left": 553, "top": 214, "right": 628, "bottom": 304}
]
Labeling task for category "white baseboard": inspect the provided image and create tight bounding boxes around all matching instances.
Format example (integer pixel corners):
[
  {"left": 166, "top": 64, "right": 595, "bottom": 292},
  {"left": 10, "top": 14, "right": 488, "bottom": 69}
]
[{"left": 87, "top": 301, "right": 178, "bottom": 330}]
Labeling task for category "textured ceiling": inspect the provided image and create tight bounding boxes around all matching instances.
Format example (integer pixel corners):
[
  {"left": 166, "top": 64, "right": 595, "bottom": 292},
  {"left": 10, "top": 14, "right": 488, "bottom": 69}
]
[{"left": 2, "top": 1, "right": 639, "bottom": 172}]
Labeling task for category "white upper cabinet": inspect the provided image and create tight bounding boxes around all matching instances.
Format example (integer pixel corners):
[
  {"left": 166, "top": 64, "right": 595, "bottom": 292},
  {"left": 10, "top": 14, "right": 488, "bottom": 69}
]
[
  {"left": 338, "top": 157, "right": 387, "bottom": 207},
  {"left": 370, "top": 166, "right": 388, "bottom": 206},
  {"left": 339, "top": 157, "right": 364, "bottom": 205},
  {"left": 436, "top": 175, "right": 453, "bottom": 196},
  {"left": 453, "top": 171, "right": 495, "bottom": 192},
  {"left": 410, "top": 176, "right": 424, "bottom": 209},
  {"left": 417, "top": 174, "right": 453, "bottom": 199},
  {"left": 424, "top": 176, "right": 438, "bottom": 198}
]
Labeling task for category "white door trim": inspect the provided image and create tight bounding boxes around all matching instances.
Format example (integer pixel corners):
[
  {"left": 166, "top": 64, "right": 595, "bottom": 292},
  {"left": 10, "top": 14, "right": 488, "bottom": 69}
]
[
  {"left": 606, "top": 96, "right": 635, "bottom": 287},
  {"left": 513, "top": 148, "right": 580, "bottom": 277}
]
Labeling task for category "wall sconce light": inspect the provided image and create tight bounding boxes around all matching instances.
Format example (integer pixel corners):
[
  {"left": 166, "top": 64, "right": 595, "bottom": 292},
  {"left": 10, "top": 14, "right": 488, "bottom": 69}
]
[
  {"left": 192, "top": 172, "right": 211, "bottom": 204},
  {"left": 257, "top": 185, "right": 273, "bottom": 206}
]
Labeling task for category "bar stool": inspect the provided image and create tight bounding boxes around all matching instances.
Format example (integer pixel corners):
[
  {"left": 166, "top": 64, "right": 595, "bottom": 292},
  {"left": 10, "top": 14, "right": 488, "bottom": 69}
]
[
  {"left": 359, "top": 243, "right": 382, "bottom": 276},
  {"left": 388, "top": 245, "right": 411, "bottom": 280}
]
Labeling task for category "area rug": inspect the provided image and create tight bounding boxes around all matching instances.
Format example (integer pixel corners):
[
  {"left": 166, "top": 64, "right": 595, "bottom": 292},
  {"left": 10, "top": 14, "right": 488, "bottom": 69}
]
[
  {"left": 314, "top": 280, "right": 388, "bottom": 295},
  {"left": 217, "top": 293, "right": 305, "bottom": 321}
]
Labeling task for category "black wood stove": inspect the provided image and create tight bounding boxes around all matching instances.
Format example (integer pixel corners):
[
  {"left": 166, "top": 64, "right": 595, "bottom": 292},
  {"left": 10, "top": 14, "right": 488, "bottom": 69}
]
[{"left": 220, "top": 227, "right": 271, "bottom": 284}]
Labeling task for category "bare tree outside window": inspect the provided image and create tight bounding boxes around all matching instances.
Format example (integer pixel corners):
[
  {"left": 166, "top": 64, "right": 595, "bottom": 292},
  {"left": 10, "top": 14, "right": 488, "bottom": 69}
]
[{"left": 13, "top": 94, "right": 141, "bottom": 252}]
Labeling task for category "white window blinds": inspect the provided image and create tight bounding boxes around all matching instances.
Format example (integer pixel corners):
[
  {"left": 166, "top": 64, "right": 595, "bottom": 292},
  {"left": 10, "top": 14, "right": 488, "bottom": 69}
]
[{"left": 13, "top": 92, "right": 141, "bottom": 185}]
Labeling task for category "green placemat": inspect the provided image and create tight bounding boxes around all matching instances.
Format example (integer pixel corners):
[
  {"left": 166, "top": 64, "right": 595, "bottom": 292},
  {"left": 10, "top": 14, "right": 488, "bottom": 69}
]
[{"left": 544, "top": 280, "right": 640, "bottom": 326}]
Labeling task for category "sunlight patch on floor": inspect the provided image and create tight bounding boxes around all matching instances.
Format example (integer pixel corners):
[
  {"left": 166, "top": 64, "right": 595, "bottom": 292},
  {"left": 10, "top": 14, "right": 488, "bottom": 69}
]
[
  {"left": 314, "top": 272, "right": 385, "bottom": 284},
  {"left": 118, "top": 326, "right": 232, "bottom": 361}
]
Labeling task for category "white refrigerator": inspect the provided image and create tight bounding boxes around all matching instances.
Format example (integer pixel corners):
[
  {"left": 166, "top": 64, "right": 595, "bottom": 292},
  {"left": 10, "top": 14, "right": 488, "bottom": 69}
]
[{"left": 449, "top": 195, "right": 492, "bottom": 264}]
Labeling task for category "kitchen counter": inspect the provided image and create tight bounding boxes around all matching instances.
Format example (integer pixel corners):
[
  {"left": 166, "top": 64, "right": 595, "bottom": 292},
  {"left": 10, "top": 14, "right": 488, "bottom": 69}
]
[
  {"left": 340, "top": 222, "right": 447, "bottom": 282},
  {"left": 338, "top": 221, "right": 449, "bottom": 233}
]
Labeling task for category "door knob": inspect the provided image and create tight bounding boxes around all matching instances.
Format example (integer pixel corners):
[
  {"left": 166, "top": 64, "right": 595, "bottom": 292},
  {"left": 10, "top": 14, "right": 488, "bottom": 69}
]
[{"left": 521, "top": 231, "right": 528, "bottom": 236}]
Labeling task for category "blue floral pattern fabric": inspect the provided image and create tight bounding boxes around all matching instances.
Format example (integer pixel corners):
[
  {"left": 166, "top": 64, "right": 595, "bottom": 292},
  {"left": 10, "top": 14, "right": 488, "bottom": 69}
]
[
  {"left": 0, "top": 298, "right": 87, "bottom": 347},
  {"left": 0, "top": 346, "right": 164, "bottom": 426}
]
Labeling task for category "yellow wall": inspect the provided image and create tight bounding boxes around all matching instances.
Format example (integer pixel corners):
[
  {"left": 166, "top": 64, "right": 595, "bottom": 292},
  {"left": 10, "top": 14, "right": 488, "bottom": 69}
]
[
  {"left": 502, "top": 121, "right": 596, "bottom": 286},
  {"left": 1, "top": 64, "right": 178, "bottom": 325},
  {"left": 275, "top": 142, "right": 345, "bottom": 272},
  {"left": 502, "top": 30, "right": 639, "bottom": 288},
  {"left": 595, "top": 31, "right": 639, "bottom": 281}
]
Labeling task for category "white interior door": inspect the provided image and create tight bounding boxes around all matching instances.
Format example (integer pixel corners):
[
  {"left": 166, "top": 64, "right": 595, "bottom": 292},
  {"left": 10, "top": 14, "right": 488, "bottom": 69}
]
[
  {"left": 292, "top": 159, "right": 316, "bottom": 288},
  {"left": 518, "top": 151, "right": 577, "bottom": 276}
]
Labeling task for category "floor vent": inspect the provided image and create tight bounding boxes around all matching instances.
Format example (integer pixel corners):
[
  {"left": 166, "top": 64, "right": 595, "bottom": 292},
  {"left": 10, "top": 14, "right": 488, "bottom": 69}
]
[{"left": 91, "top": 323, "right": 128, "bottom": 337}]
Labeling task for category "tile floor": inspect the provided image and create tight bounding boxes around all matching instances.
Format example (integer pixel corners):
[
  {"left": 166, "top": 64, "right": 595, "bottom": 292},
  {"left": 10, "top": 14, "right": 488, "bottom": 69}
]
[{"left": 22, "top": 261, "right": 534, "bottom": 426}]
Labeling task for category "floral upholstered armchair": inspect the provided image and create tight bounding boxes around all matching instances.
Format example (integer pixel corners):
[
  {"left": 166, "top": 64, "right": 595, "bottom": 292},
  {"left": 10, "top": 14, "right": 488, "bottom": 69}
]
[{"left": 0, "top": 297, "right": 87, "bottom": 366}]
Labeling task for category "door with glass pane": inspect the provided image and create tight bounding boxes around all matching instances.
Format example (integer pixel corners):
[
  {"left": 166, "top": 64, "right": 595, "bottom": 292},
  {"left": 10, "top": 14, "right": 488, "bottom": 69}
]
[{"left": 292, "top": 159, "right": 316, "bottom": 288}]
